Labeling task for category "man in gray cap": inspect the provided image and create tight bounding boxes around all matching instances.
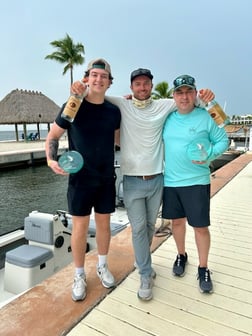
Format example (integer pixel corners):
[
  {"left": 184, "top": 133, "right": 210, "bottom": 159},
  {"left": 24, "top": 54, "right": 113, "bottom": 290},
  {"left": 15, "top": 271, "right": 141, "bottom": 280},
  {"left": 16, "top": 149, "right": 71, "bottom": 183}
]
[{"left": 46, "top": 58, "right": 121, "bottom": 301}]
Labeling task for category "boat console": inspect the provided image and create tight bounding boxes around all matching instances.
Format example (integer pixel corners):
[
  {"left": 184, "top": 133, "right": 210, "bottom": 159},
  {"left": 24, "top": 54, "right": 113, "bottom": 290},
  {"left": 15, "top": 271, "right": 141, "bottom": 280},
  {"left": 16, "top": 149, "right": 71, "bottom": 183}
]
[
  {"left": 4, "top": 211, "right": 73, "bottom": 294},
  {"left": 3, "top": 207, "right": 129, "bottom": 295}
]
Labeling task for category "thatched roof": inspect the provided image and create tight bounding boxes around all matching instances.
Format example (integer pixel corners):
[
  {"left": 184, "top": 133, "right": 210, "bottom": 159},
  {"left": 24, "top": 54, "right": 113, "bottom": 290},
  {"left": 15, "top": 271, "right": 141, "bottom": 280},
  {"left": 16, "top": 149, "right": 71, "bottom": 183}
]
[{"left": 0, "top": 89, "right": 60, "bottom": 124}]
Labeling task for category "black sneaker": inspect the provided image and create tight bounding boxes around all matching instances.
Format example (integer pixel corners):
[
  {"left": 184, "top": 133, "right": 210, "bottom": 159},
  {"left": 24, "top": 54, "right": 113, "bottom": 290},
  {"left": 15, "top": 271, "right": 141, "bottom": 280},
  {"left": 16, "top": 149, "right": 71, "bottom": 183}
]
[
  {"left": 197, "top": 267, "right": 213, "bottom": 293},
  {"left": 173, "top": 253, "right": 188, "bottom": 276}
]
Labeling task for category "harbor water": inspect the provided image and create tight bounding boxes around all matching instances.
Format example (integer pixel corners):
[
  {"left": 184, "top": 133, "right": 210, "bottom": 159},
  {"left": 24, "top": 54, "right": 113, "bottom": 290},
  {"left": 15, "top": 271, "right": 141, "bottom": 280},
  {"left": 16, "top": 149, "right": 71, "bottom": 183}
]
[
  {"left": 0, "top": 129, "right": 66, "bottom": 235},
  {"left": 0, "top": 165, "right": 68, "bottom": 235}
]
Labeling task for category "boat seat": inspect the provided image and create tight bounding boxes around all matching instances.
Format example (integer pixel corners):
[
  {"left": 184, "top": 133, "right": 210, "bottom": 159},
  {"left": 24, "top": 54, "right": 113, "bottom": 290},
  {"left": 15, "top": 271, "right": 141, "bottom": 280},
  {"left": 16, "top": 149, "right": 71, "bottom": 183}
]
[
  {"left": 4, "top": 244, "right": 54, "bottom": 294},
  {"left": 24, "top": 211, "right": 72, "bottom": 271}
]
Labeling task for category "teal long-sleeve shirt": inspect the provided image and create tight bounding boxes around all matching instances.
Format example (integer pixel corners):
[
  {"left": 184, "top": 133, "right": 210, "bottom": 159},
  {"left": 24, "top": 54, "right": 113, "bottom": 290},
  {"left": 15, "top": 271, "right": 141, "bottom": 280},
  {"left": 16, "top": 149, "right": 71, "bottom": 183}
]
[{"left": 163, "top": 107, "right": 229, "bottom": 187}]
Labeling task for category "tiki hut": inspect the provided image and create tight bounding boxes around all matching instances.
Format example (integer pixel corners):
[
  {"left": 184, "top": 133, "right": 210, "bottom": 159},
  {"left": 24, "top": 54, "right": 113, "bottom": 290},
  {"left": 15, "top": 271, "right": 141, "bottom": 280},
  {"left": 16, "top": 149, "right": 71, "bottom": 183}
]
[{"left": 0, "top": 89, "right": 60, "bottom": 141}]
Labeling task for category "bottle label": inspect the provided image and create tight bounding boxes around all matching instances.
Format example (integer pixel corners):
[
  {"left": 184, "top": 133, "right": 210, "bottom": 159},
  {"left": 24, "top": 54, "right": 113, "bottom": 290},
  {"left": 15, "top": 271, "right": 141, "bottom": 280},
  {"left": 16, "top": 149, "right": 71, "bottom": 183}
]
[
  {"left": 62, "top": 96, "right": 82, "bottom": 120},
  {"left": 208, "top": 103, "right": 228, "bottom": 126}
]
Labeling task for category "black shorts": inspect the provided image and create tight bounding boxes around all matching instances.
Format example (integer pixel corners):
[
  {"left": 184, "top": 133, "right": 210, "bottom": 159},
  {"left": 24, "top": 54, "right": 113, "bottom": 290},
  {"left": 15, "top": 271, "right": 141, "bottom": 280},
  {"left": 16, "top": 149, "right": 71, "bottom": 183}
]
[
  {"left": 67, "top": 181, "right": 116, "bottom": 216},
  {"left": 162, "top": 185, "right": 210, "bottom": 228}
]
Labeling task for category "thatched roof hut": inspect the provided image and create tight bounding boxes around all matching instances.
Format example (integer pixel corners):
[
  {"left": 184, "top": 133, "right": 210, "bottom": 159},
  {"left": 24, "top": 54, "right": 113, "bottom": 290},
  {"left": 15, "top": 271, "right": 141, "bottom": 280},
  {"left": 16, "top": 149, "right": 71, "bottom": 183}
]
[{"left": 0, "top": 89, "right": 60, "bottom": 141}]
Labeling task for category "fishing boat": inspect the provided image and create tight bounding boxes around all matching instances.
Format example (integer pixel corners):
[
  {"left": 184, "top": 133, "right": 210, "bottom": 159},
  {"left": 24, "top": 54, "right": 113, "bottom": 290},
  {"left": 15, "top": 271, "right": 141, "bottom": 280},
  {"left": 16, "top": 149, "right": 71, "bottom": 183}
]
[
  {"left": 209, "top": 125, "right": 250, "bottom": 173},
  {"left": 0, "top": 166, "right": 128, "bottom": 308},
  {"left": 0, "top": 207, "right": 128, "bottom": 308},
  {"left": 210, "top": 148, "right": 245, "bottom": 172}
]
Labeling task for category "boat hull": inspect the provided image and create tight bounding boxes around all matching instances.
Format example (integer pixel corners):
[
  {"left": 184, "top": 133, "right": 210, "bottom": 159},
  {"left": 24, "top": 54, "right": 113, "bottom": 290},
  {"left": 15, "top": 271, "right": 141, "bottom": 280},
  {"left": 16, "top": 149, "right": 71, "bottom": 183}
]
[{"left": 210, "top": 151, "right": 242, "bottom": 172}]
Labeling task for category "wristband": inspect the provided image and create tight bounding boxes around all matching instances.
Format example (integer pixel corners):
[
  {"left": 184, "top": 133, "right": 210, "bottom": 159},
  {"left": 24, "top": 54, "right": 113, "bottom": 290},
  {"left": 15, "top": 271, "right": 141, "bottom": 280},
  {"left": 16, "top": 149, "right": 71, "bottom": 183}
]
[{"left": 47, "top": 160, "right": 53, "bottom": 167}]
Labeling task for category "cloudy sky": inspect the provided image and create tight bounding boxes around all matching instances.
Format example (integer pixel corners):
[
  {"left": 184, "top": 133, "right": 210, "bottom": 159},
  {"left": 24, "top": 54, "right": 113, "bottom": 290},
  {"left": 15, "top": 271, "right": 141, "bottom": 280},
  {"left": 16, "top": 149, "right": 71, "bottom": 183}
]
[{"left": 0, "top": 0, "right": 251, "bottom": 117}]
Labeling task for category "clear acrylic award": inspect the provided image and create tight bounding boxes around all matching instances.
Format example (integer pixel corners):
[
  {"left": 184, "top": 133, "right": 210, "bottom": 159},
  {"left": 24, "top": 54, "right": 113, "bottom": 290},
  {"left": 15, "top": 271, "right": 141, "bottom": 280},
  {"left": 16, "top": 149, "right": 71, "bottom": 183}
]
[
  {"left": 187, "top": 138, "right": 211, "bottom": 162},
  {"left": 58, "top": 150, "right": 84, "bottom": 173}
]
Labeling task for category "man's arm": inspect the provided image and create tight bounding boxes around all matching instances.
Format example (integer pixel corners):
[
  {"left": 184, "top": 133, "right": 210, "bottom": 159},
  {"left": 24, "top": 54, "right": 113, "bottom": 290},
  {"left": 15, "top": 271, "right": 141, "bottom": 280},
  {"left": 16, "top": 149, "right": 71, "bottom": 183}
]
[
  {"left": 208, "top": 126, "right": 229, "bottom": 162},
  {"left": 105, "top": 95, "right": 125, "bottom": 107},
  {"left": 45, "top": 122, "right": 68, "bottom": 175},
  {"left": 47, "top": 138, "right": 59, "bottom": 161}
]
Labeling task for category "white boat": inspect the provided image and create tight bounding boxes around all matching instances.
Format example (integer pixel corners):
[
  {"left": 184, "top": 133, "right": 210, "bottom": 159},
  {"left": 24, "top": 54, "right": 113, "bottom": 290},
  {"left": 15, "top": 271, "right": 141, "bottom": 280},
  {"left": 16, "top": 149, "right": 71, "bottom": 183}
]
[
  {"left": 210, "top": 149, "right": 244, "bottom": 172},
  {"left": 0, "top": 170, "right": 129, "bottom": 308}
]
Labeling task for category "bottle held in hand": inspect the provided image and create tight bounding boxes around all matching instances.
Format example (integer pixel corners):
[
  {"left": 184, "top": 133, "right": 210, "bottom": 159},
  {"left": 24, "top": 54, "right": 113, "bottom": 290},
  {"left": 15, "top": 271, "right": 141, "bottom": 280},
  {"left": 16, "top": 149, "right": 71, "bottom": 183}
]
[
  {"left": 61, "top": 80, "right": 88, "bottom": 122},
  {"left": 205, "top": 100, "right": 230, "bottom": 128}
]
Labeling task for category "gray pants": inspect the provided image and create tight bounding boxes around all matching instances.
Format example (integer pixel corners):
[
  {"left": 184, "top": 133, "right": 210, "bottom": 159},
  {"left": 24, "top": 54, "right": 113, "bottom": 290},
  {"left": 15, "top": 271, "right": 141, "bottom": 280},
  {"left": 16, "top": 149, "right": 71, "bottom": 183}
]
[{"left": 123, "top": 174, "right": 163, "bottom": 278}]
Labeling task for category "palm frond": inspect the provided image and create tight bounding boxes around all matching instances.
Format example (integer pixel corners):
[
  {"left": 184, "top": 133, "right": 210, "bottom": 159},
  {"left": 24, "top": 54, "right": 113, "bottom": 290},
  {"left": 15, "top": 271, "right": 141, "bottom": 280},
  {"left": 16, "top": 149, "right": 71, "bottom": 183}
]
[{"left": 45, "top": 34, "right": 85, "bottom": 84}]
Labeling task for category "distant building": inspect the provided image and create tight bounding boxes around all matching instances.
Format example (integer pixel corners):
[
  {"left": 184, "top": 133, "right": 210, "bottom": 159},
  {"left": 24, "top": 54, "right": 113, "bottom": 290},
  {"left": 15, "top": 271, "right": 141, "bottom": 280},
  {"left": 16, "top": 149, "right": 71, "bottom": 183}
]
[{"left": 230, "top": 114, "right": 252, "bottom": 125}]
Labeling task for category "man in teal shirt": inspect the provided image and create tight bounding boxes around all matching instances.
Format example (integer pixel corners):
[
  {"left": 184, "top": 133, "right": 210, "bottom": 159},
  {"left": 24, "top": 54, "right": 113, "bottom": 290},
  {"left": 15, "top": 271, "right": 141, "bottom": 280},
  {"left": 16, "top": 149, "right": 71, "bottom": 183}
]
[{"left": 162, "top": 74, "right": 229, "bottom": 293}]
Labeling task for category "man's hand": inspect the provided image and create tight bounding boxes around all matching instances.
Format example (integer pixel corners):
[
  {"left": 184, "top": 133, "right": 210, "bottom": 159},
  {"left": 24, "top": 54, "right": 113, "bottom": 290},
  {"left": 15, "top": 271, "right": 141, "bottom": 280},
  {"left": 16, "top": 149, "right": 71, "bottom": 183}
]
[
  {"left": 198, "top": 89, "right": 215, "bottom": 103},
  {"left": 48, "top": 160, "right": 69, "bottom": 176},
  {"left": 192, "top": 160, "right": 206, "bottom": 165},
  {"left": 124, "top": 94, "right": 132, "bottom": 100},
  {"left": 71, "top": 79, "right": 88, "bottom": 96}
]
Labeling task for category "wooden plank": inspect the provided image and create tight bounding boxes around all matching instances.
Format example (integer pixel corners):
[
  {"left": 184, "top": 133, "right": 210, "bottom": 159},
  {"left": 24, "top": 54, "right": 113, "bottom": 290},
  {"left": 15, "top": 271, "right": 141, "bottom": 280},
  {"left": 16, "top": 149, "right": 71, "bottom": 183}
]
[
  {"left": 153, "top": 249, "right": 252, "bottom": 293},
  {"left": 123, "top": 272, "right": 252, "bottom": 319},
  {"left": 99, "top": 289, "right": 249, "bottom": 336},
  {"left": 92, "top": 297, "right": 202, "bottom": 336},
  {"left": 67, "top": 323, "right": 106, "bottom": 336},
  {"left": 83, "top": 308, "right": 169, "bottom": 336},
  {"left": 67, "top": 157, "right": 252, "bottom": 336}
]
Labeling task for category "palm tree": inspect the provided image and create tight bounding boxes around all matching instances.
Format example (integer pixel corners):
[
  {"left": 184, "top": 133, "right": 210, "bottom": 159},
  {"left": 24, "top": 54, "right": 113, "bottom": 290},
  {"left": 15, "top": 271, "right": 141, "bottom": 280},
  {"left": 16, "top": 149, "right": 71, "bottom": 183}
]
[
  {"left": 45, "top": 34, "right": 85, "bottom": 85},
  {"left": 152, "top": 81, "right": 173, "bottom": 100}
]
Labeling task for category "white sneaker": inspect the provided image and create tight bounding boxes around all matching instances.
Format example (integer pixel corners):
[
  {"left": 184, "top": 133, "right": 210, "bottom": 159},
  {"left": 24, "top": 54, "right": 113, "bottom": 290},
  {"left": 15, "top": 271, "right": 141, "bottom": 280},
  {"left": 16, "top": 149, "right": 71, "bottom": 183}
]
[
  {"left": 72, "top": 274, "right": 87, "bottom": 301},
  {"left": 96, "top": 264, "right": 115, "bottom": 288},
  {"left": 137, "top": 276, "right": 154, "bottom": 301}
]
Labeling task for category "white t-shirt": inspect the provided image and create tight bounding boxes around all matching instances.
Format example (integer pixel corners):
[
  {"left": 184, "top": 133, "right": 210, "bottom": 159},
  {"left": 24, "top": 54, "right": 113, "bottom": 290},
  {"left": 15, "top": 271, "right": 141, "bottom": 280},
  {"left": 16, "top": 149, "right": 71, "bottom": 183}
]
[{"left": 106, "top": 96, "right": 176, "bottom": 175}]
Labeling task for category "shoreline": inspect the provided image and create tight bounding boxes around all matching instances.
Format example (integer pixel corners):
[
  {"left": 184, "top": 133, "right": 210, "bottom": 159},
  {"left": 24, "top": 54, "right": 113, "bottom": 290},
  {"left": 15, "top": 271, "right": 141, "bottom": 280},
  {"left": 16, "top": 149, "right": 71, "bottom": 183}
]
[{"left": 0, "top": 139, "right": 68, "bottom": 169}]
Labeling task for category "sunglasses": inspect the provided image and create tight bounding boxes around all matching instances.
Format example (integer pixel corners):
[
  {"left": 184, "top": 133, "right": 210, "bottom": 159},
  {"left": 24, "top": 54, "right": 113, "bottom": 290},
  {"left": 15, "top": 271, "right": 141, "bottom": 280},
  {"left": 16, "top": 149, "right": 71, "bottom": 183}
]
[{"left": 173, "top": 76, "right": 195, "bottom": 87}]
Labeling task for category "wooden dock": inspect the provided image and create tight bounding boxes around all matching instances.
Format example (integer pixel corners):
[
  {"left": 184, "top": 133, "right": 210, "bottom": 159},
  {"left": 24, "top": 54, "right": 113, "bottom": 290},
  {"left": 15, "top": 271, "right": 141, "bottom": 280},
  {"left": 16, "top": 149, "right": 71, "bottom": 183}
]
[
  {"left": 0, "top": 139, "right": 68, "bottom": 169},
  {"left": 68, "top": 154, "right": 252, "bottom": 336},
  {"left": 0, "top": 153, "right": 252, "bottom": 336}
]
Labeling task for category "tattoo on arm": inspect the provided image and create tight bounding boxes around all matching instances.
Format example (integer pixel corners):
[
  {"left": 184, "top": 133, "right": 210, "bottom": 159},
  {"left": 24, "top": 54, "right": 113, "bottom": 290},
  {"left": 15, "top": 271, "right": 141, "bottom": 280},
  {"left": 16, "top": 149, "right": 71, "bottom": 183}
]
[{"left": 49, "top": 139, "right": 59, "bottom": 161}]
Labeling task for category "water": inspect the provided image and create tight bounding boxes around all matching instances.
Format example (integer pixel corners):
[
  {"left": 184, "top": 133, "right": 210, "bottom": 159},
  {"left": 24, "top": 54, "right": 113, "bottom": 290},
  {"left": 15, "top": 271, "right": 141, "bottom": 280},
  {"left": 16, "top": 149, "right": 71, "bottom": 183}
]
[
  {"left": 0, "top": 129, "right": 69, "bottom": 235},
  {"left": 0, "top": 165, "right": 68, "bottom": 235},
  {"left": 0, "top": 151, "right": 122, "bottom": 236}
]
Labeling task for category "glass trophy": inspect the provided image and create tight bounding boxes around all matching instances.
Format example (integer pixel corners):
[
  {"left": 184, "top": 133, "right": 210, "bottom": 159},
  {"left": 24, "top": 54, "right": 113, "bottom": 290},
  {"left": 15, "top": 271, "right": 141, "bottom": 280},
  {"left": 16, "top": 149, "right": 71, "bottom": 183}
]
[
  {"left": 58, "top": 150, "right": 84, "bottom": 173},
  {"left": 187, "top": 138, "right": 211, "bottom": 161}
]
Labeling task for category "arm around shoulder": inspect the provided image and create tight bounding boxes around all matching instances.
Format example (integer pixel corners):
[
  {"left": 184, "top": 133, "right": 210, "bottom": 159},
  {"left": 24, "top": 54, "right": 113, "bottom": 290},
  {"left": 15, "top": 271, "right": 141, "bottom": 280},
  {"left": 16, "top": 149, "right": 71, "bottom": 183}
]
[{"left": 105, "top": 95, "right": 125, "bottom": 107}]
